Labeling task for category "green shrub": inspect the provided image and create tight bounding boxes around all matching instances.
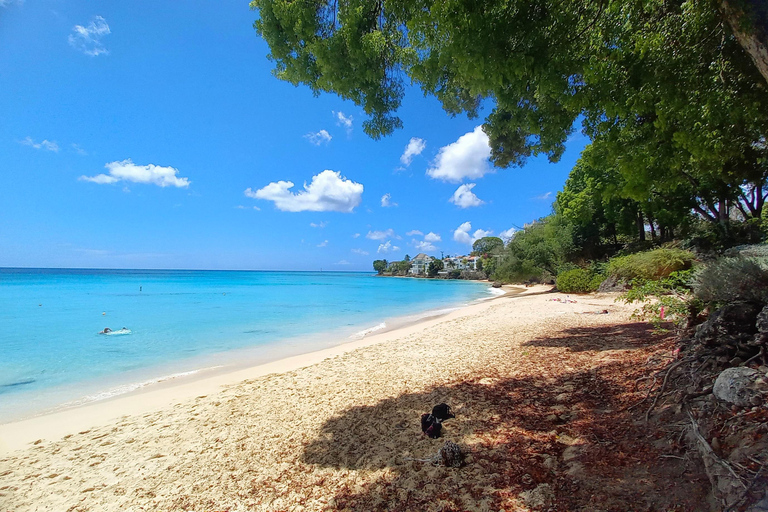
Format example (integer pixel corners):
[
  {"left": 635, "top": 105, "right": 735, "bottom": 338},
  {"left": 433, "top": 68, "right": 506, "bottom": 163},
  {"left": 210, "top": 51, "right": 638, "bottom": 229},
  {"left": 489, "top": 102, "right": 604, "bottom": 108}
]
[
  {"left": 692, "top": 256, "right": 768, "bottom": 305},
  {"left": 556, "top": 268, "right": 600, "bottom": 293},
  {"left": 621, "top": 269, "right": 698, "bottom": 330},
  {"left": 607, "top": 248, "right": 695, "bottom": 282}
]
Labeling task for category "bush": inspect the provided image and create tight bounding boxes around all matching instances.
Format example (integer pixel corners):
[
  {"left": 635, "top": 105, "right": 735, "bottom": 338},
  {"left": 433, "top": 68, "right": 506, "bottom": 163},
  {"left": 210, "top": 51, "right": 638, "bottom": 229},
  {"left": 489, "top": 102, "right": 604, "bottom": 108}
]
[
  {"left": 621, "top": 269, "right": 698, "bottom": 330},
  {"left": 692, "top": 256, "right": 768, "bottom": 305},
  {"left": 556, "top": 268, "right": 601, "bottom": 293},
  {"left": 607, "top": 248, "right": 694, "bottom": 282}
]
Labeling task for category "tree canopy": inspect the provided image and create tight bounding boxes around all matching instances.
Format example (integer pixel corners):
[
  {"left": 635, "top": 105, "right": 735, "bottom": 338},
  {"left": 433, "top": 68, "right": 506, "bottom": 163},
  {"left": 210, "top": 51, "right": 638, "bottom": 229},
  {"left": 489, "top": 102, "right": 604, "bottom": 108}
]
[
  {"left": 373, "top": 259, "right": 388, "bottom": 274},
  {"left": 252, "top": 0, "right": 768, "bottom": 171},
  {"left": 472, "top": 236, "right": 504, "bottom": 256}
]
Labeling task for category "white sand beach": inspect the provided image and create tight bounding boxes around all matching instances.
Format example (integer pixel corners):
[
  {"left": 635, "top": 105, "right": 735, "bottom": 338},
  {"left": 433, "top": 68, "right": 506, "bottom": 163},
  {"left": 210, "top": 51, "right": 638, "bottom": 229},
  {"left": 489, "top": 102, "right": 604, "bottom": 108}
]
[{"left": 0, "top": 287, "right": 707, "bottom": 511}]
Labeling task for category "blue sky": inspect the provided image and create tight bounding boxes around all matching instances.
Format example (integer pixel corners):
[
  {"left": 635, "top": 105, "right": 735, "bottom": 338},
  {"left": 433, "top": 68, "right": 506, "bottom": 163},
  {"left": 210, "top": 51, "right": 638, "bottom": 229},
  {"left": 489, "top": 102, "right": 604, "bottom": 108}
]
[{"left": 0, "top": 0, "right": 588, "bottom": 271}]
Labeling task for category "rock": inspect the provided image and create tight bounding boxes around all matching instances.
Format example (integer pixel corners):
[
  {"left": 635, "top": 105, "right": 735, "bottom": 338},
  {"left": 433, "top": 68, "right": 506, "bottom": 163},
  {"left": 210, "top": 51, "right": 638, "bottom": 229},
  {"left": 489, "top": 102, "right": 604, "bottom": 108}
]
[
  {"left": 713, "top": 367, "right": 762, "bottom": 406},
  {"left": 754, "top": 305, "right": 768, "bottom": 345},
  {"left": 757, "top": 306, "right": 768, "bottom": 333},
  {"left": 694, "top": 303, "right": 762, "bottom": 347},
  {"left": 492, "top": 281, "right": 502, "bottom": 288},
  {"left": 597, "top": 274, "right": 628, "bottom": 293},
  {"left": 519, "top": 483, "right": 555, "bottom": 509},
  {"left": 459, "top": 270, "right": 486, "bottom": 280}
]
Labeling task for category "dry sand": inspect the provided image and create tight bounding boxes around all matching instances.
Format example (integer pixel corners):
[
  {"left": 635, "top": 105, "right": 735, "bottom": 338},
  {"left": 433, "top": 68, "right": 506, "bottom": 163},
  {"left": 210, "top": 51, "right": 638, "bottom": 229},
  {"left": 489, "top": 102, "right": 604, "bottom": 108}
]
[{"left": 0, "top": 287, "right": 708, "bottom": 511}]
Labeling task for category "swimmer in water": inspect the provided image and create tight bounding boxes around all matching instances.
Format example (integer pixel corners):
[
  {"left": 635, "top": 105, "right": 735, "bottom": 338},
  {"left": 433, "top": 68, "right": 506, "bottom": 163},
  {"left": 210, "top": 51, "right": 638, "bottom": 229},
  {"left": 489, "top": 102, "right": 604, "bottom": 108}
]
[{"left": 100, "top": 327, "right": 112, "bottom": 334}]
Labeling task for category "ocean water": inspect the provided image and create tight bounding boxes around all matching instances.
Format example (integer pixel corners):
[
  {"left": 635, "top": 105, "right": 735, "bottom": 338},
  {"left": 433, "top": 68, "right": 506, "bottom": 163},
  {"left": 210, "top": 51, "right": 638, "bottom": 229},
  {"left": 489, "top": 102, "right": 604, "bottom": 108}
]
[{"left": 0, "top": 268, "right": 496, "bottom": 422}]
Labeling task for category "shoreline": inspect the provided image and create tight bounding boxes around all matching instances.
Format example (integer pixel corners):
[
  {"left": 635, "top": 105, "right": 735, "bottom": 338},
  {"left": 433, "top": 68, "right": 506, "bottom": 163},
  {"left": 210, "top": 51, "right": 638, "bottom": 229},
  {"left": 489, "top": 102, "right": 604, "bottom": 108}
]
[
  {"left": 0, "top": 277, "right": 499, "bottom": 426},
  {"left": 1, "top": 287, "right": 678, "bottom": 512},
  {"left": 0, "top": 283, "right": 534, "bottom": 455}
]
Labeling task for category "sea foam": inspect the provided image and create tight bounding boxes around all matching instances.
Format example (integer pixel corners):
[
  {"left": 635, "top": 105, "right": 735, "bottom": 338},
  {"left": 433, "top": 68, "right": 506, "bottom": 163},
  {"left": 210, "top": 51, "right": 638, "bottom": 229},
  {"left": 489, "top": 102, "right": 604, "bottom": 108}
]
[{"left": 350, "top": 322, "right": 387, "bottom": 339}]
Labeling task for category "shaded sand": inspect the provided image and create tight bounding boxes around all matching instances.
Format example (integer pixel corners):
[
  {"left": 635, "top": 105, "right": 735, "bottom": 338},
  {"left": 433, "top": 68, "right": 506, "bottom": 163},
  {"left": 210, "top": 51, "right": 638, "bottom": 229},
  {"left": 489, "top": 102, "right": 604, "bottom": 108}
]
[{"left": 0, "top": 289, "right": 710, "bottom": 511}]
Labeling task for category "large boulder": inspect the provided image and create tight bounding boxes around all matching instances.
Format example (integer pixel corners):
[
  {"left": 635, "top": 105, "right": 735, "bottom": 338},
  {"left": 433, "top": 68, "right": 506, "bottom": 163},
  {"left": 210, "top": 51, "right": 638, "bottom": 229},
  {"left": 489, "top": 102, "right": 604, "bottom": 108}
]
[
  {"left": 694, "top": 303, "right": 762, "bottom": 347},
  {"left": 713, "top": 367, "right": 762, "bottom": 406},
  {"left": 597, "top": 274, "right": 628, "bottom": 293}
]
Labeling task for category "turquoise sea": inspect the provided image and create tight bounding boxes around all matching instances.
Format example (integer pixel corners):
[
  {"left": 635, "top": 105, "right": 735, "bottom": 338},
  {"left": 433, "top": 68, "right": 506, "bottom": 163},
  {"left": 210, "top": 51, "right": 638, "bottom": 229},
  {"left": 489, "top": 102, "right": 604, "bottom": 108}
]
[{"left": 0, "top": 268, "right": 496, "bottom": 422}]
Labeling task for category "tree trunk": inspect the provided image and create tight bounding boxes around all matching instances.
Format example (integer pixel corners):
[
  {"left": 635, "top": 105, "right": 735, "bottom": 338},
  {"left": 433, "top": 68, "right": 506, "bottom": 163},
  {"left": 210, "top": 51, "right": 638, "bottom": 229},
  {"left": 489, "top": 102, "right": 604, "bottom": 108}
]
[
  {"left": 636, "top": 212, "right": 646, "bottom": 241},
  {"left": 648, "top": 213, "right": 657, "bottom": 240},
  {"left": 722, "top": 0, "right": 768, "bottom": 86}
]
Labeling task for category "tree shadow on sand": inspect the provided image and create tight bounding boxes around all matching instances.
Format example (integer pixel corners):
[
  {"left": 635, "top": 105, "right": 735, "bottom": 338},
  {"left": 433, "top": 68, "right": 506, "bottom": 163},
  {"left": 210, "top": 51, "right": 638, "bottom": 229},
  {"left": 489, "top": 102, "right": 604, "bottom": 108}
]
[
  {"left": 522, "top": 322, "right": 662, "bottom": 352},
  {"left": 300, "top": 324, "right": 710, "bottom": 511}
]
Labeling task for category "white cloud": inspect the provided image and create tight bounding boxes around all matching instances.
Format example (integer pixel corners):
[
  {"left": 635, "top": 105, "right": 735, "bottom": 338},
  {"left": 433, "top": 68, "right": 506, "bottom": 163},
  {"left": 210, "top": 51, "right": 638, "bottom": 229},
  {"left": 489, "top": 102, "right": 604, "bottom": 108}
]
[
  {"left": 427, "top": 126, "right": 492, "bottom": 182},
  {"left": 534, "top": 191, "right": 553, "bottom": 200},
  {"left": 247, "top": 170, "right": 363, "bottom": 213},
  {"left": 381, "top": 193, "right": 398, "bottom": 207},
  {"left": 317, "top": 240, "right": 329, "bottom": 247},
  {"left": 453, "top": 222, "right": 493, "bottom": 245},
  {"left": 366, "top": 229, "right": 397, "bottom": 240},
  {"left": 235, "top": 205, "right": 261, "bottom": 211},
  {"left": 400, "top": 137, "right": 426, "bottom": 166},
  {"left": 20, "top": 137, "right": 59, "bottom": 152},
  {"left": 336, "top": 260, "right": 350, "bottom": 265},
  {"left": 424, "top": 232, "right": 441, "bottom": 243},
  {"left": 0, "top": 0, "right": 24, "bottom": 8},
  {"left": 377, "top": 241, "right": 400, "bottom": 253},
  {"left": 499, "top": 227, "right": 517, "bottom": 241},
  {"left": 80, "top": 159, "right": 190, "bottom": 188},
  {"left": 310, "top": 221, "right": 328, "bottom": 228},
  {"left": 71, "top": 143, "right": 87, "bottom": 156},
  {"left": 406, "top": 230, "right": 423, "bottom": 237},
  {"left": 352, "top": 233, "right": 361, "bottom": 238},
  {"left": 334, "top": 111, "right": 353, "bottom": 133},
  {"left": 450, "top": 183, "right": 485, "bottom": 208},
  {"left": 351, "top": 248, "right": 369, "bottom": 255},
  {"left": 305, "top": 129, "right": 332, "bottom": 146},
  {"left": 68, "top": 16, "right": 110, "bottom": 56},
  {"left": 413, "top": 240, "right": 437, "bottom": 252}
]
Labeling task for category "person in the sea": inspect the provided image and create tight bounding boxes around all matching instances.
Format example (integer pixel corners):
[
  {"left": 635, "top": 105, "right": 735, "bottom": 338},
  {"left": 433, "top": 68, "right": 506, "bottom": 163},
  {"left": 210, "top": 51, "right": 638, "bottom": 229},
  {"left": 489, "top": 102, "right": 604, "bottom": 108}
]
[{"left": 100, "top": 327, "right": 112, "bottom": 334}]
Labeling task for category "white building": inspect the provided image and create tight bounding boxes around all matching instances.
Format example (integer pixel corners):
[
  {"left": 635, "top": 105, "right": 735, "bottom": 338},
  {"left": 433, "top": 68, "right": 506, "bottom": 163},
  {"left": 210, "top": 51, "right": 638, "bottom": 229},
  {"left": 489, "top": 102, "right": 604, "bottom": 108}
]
[
  {"left": 443, "top": 255, "right": 478, "bottom": 271},
  {"left": 409, "top": 253, "right": 435, "bottom": 275}
]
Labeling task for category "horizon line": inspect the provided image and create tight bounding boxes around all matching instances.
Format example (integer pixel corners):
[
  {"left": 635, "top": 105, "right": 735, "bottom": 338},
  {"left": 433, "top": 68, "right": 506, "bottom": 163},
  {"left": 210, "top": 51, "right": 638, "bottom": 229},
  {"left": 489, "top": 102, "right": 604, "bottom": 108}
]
[{"left": 0, "top": 266, "right": 374, "bottom": 273}]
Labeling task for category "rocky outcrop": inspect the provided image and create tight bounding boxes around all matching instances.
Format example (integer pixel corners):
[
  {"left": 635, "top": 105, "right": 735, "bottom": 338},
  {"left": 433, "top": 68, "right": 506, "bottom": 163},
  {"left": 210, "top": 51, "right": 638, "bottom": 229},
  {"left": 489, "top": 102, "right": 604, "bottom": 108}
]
[{"left": 694, "top": 302, "right": 762, "bottom": 347}]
